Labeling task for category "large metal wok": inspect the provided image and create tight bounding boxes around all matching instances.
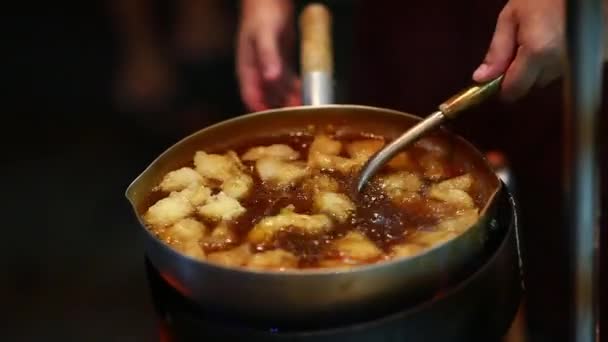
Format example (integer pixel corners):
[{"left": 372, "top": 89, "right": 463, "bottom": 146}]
[{"left": 125, "top": 3, "right": 502, "bottom": 325}]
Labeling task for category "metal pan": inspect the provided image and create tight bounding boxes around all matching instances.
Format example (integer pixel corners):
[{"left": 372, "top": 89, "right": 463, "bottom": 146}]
[{"left": 126, "top": 3, "right": 502, "bottom": 325}]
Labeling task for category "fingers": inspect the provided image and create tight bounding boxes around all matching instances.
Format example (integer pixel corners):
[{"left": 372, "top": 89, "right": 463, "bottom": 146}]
[
  {"left": 237, "top": 35, "right": 267, "bottom": 111},
  {"left": 257, "top": 30, "right": 282, "bottom": 81},
  {"left": 237, "top": 40, "right": 300, "bottom": 111},
  {"left": 474, "top": 3, "right": 563, "bottom": 101},
  {"left": 501, "top": 46, "right": 543, "bottom": 101},
  {"left": 263, "top": 67, "right": 301, "bottom": 108},
  {"left": 537, "top": 65, "right": 561, "bottom": 87},
  {"left": 501, "top": 47, "right": 561, "bottom": 101},
  {"left": 240, "top": 66, "right": 267, "bottom": 111},
  {"left": 473, "top": 8, "right": 517, "bottom": 82},
  {"left": 237, "top": 25, "right": 300, "bottom": 111},
  {"left": 536, "top": 50, "right": 564, "bottom": 87}
]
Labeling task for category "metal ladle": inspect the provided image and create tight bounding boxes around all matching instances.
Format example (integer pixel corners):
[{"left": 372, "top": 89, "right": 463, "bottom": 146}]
[{"left": 356, "top": 75, "right": 504, "bottom": 192}]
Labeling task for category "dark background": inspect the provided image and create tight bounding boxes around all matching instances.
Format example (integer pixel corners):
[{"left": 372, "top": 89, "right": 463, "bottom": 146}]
[{"left": 2, "top": 0, "right": 606, "bottom": 341}]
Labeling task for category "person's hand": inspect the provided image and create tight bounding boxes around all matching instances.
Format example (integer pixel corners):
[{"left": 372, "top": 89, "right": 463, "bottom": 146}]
[
  {"left": 237, "top": 0, "right": 300, "bottom": 112},
  {"left": 472, "top": 0, "right": 566, "bottom": 101}
]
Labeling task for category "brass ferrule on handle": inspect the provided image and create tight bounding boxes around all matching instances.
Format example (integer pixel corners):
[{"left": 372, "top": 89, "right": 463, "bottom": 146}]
[
  {"left": 299, "top": 3, "right": 334, "bottom": 105},
  {"left": 439, "top": 75, "right": 504, "bottom": 119}
]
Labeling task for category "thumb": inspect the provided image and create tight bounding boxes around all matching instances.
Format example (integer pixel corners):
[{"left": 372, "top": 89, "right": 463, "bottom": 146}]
[
  {"left": 473, "top": 8, "right": 517, "bottom": 82},
  {"left": 256, "top": 31, "right": 282, "bottom": 81}
]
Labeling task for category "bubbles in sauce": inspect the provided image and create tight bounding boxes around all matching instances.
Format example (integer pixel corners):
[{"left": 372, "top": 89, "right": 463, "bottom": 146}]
[{"left": 143, "top": 128, "right": 490, "bottom": 270}]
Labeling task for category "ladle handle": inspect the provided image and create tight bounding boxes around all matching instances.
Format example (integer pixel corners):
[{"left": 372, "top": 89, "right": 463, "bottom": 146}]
[
  {"left": 439, "top": 75, "right": 504, "bottom": 119},
  {"left": 299, "top": 3, "right": 334, "bottom": 105}
]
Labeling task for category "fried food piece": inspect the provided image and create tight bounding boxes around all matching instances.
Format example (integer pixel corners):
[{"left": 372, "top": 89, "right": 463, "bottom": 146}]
[
  {"left": 428, "top": 174, "right": 475, "bottom": 209},
  {"left": 309, "top": 134, "right": 342, "bottom": 156},
  {"left": 434, "top": 173, "right": 473, "bottom": 191},
  {"left": 178, "top": 183, "right": 212, "bottom": 207},
  {"left": 247, "top": 249, "right": 298, "bottom": 270},
  {"left": 158, "top": 167, "right": 204, "bottom": 192},
  {"left": 409, "top": 229, "right": 460, "bottom": 247},
  {"left": 380, "top": 171, "right": 423, "bottom": 203},
  {"left": 207, "top": 244, "right": 252, "bottom": 267},
  {"left": 198, "top": 192, "right": 246, "bottom": 221},
  {"left": 221, "top": 172, "right": 253, "bottom": 199},
  {"left": 160, "top": 218, "right": 207, "bottom": 244},
  {"left": 419, "top": 154, "right": 446, "bottom": 181},
  {"left": 202, "top": 220, "right": 236, "bottom": 251},
  {"left": 307, "top": 134, "right": 359, "bottom": 173},
  {"left": 160, "top": 218, "right": 207, "bottom": 260},
  {"left": 256, "top": 157, "right": 308, "bottom": 187},
  {"left": 346, "top": 139, "right": 384, "bottom": 162},
  {"left": 386, "top": 152, "right": 415, "bottom": 171},
  {"left": 193, "top": 151, "right": 244, "bottom": 182},
  {"left": 435, "top": 209, "right": 479, "bottom": 233},
  {"left": 308, "top": 152, "right": 359, "bottom": 173},
  {"left": 410, "top": 209, "right": 478, "bottom": 246},
  {"left": 391, "top": 243, "right": 425, "bottom": 258},
  {"left": 345, "top": 139, "right": 416, "bottom": 171},
  {"left": 382, "top": 171, "right": 423, "bottom": 192},
  {"left": 193, "top": 150, "right": 253, "bottom": 199},
  {"left": 301, "top": 173, "right": 340, "bottom": 194},
  {"left": 414, "top": 138, "right": 451, "bottom": 180},
  {"left": 330, "top": 231, "right": 383, "bottom": 262},
  {"left": 144, "top": 192, "right": 194, "bottom": 227},
  {"left": 415, "top": 137, "right": 450, "bottom": 156},
  {"left": 242, "top": 144, "right": 300, "bottom": 161},
  {"left": 226, "top": 151, "right": 247, "bottom": 169},
  {"left": 428, "top": 188, "right": 474, "bottom": 209},
  {"left": 179, "top": 243, "right": 206, "bottom": 260},
  {"left": 248, "top": 206, "right": 333, "bottom": 244},
  {"left": 313, "top": 191, "right": 355, "bottom": 223}
]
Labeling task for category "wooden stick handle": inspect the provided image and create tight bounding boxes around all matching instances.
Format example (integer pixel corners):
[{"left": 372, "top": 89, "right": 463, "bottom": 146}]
[{"left": 299, "top": 3, "right": 333, "bottom": 74}]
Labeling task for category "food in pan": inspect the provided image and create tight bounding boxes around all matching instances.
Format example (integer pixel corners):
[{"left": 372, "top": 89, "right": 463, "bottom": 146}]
[{"left": 142, "top": 125, "right": 486, "bottom": 271}]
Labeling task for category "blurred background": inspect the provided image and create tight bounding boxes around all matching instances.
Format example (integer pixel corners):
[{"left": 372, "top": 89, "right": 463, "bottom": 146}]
[{"left": 2, "top": 0, "right": 606, "bottom": 341}]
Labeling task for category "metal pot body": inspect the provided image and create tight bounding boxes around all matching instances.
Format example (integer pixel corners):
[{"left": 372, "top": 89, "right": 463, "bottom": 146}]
[{"left": 126, "top": 105, "right": 501, "bottom": 324}]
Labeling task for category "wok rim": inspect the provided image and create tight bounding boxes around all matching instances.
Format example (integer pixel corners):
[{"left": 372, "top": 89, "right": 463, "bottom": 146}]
[{"left": 126, "top": 104, "right": 503, "bottom": 277}]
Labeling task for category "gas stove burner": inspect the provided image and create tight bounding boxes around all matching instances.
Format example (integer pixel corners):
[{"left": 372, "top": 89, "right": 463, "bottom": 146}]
[{"left": 146, "top": 187, "right": 522, "bottom": 342}]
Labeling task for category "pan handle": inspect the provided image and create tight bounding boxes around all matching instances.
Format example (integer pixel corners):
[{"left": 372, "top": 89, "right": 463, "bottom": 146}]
[{"left": 299, "top": 3, "right": 334, "bottom": 106}]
